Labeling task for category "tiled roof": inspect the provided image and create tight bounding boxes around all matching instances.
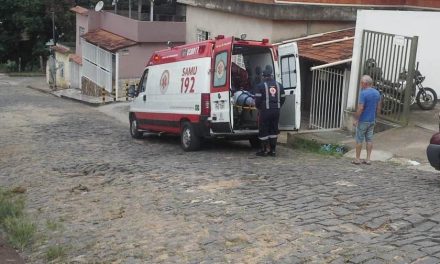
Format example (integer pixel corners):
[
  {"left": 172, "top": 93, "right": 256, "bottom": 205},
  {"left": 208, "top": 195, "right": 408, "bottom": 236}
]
[
  {"left": 296, "top": 28, "right": 355, "bottom": 64},
  {"left": 69, "top": 54, "right": 82, "bottom": 65},
  {"left": 52, "top": 45, "right": 71, "bottom": 55},
  {"left": 70, "top": 6, "right": 89, "bottom": 15},
  {"left": 81, "top": 29, "right": 137, "bottom": 52}
]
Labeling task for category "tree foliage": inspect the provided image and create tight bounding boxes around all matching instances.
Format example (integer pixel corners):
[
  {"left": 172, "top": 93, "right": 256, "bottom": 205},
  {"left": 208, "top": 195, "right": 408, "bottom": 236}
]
[{"left": 0, "top": 0, "right": 76, "bottom": 71}]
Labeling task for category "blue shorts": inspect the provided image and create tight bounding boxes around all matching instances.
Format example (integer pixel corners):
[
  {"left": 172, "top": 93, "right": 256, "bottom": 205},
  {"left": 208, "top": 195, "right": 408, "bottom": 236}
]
[{"left": 355, "top": 121, "right": 375, "bottom": 143}]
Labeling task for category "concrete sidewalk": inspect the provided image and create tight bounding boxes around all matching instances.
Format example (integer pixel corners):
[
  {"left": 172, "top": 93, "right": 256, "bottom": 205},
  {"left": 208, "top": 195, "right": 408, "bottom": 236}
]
[{"left": 24, "top": 75, "right": 439, "bottom": 173}]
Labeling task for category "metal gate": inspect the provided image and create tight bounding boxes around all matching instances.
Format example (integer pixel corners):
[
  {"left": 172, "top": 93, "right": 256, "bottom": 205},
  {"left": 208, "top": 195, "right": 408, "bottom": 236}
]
[
  {"left": 358, "top": 30, "right": 418, "bottom": 125},
  {"left": 310, "top": 66, "right": 348, "bottom": 130},
  {"left": 82, "top": 41, "right": 113, "bottom": 93}
]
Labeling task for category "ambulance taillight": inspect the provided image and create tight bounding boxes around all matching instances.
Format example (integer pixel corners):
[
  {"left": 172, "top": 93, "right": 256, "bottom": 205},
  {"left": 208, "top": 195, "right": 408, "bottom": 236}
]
[{"left": 201, "top": 93, "right": 211, "bottom": 116}]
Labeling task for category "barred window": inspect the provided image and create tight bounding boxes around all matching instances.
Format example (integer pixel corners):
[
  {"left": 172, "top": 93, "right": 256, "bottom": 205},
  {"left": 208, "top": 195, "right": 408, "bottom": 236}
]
[{"left": 196, "top": 29, "right": 211, "bottom": 41}]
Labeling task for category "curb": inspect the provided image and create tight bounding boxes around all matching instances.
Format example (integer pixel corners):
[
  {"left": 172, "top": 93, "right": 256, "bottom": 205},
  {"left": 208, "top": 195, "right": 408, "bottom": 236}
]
[
  {"left": 26, "top": 85, "right": 53, "bottom": 95},
  {"left": 26, "top": 85, "right": 116, "bottom": 107},
  {"left": 58, "top": 94, "right": 105, "bottom": 107}
]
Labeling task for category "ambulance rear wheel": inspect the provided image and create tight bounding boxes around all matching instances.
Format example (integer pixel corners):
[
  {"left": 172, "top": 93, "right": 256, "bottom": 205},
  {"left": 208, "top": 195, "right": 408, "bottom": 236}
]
[
  {"left": 130, "top": 116, "right": 143, "bottom": 139},
  {"left": 181, "top": 122, "right": 201, "bottom": 151}
]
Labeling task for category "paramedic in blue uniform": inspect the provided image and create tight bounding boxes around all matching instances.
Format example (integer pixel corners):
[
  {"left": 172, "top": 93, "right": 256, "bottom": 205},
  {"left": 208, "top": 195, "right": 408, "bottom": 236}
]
[{"left": 254, "top": 65, "right": 286, "bottom": 157}]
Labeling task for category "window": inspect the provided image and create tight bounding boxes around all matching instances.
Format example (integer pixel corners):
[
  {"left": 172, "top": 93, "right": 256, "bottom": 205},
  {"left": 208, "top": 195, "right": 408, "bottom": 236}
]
[
  {"left": 139, "top": 69, "right": 149, "bottom": 93},
  {"left": 280, "top": 55, "right": 297, "bottom": 89},
  {"left": 79, "top": 26, "right": 85, "bottom": 44},
  {"left": 196, "top": 29, "right": 211, "bottom": 41},
  {"left": 213, "top": 52, "right": 228, "bottom": 87}
]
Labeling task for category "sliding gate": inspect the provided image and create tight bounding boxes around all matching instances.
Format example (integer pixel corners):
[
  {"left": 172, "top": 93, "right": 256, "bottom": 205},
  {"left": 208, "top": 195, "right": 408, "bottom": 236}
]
[{"left": 359, "top": 30, "right": 418, "bottom": 125}]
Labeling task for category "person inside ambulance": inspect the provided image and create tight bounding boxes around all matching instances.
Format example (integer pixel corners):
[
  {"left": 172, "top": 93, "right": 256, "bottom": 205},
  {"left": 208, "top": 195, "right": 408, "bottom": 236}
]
[
  {"left": 254, "top": 65, "right": 286, "bottom": 157},
  {"left": 231, "top": 62, "right": 255, "bottom": 107},
  {"left": 231, "top": 62, "right": 251, "bottom": 93}
]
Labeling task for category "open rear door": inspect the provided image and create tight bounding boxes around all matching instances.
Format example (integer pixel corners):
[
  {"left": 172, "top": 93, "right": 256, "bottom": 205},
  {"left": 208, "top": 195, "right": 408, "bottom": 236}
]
[
  {"left": 210, "top": 37, "right": 233, "bottom": 133},
  {"left": 277, "top": 42, "right": 301, "bottom": 130}
]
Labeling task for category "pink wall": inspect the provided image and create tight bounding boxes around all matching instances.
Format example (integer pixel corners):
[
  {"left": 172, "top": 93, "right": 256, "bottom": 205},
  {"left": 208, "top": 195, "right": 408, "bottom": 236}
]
[
  {"left": 118, "top": 43, "right": 177, "bottom": 79},
  {"left": 75, "top": 14, "right": 88, "bottom": 55},
  {"left": 75, "top": 12, "right": 101, "bottom": 56},
  {"left": 99, "top": 12, "right": 186, "bottom": 42}
]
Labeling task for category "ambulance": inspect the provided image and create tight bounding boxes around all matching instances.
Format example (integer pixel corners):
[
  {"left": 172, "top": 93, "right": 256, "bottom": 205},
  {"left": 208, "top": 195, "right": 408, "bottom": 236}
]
[{"left": 129, "top": 35, "right": 300, "bottom": 151}]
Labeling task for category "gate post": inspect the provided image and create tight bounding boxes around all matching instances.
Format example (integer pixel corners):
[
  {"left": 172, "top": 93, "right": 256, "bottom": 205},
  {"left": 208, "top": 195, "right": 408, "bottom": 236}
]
[{"left": 402, "top": 36, "right": 419, "bottom": 125}]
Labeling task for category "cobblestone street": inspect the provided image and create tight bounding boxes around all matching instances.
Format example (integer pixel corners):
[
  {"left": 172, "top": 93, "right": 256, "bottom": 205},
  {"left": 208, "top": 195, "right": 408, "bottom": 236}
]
[{"left": 2, "top": 77, "right": 440, "bottom": 263}]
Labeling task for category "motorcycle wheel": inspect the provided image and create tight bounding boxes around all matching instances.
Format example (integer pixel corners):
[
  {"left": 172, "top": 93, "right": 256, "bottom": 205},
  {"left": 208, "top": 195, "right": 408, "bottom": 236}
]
[{"left": 416, "top": 87, "right": 437, "bottom": 110}]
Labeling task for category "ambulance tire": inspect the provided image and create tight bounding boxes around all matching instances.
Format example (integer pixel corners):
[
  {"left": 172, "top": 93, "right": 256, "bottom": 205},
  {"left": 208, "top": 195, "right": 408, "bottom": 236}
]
[
  {"left": 249, "top": 137, "right": 260, "bottom": 149},
  {"left": 181, "top": 122, "right": 201, "bottom": 151},
  {"left": 130, "top": 116, "right": 143, "bottom": 139}
]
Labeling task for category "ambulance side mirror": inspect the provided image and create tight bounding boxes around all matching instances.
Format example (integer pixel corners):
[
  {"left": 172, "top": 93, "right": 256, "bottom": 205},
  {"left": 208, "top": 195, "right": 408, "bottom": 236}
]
[{"left": 127, "top": 85, "right": 137, "bottom": 98}]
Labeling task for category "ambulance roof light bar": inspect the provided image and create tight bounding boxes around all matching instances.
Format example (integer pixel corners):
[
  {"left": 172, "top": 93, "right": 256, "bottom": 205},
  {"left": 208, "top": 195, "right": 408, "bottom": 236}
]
[
  {"left": 262, "top": 38, "right": 269, "bottom": 44},
  {"left": 215, "top": 35, "right": 224, "bottom": 40}
]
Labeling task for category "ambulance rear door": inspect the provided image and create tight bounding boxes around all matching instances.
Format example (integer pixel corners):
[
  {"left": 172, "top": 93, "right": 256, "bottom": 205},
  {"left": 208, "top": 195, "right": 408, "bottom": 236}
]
[
  {"left": 277, "top": 42, "right": 301, "bottom": 130},
  {"left": 210, "top": 37, "right": 233, "bottom": 133}
]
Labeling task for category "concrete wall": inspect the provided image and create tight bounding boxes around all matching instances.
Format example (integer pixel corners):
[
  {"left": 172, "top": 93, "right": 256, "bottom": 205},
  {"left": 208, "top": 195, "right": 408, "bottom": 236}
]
[
  {"left": 118, "top": 43, "right": 172, "bottom": 79},
  {"left": 55, "top": 52, "right": 71, "bottom": 89},
  {"left": 98, "top": 11, "right": 186, "bottom": 43},
  {"left": 347, "top": 10, "right": 440, "bottom": 109},
  {"left": 185, "top": 6, "right": 273, "bottom": 43},
  {"left": 185, "top": 6, "right": 353, "bottom": 43},
  {"left": 75, "top": 14, "right": 88, "bottom": 56}
]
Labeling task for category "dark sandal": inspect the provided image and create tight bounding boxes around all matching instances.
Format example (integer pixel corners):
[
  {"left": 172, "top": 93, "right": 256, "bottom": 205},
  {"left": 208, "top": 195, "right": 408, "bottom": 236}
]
[{"left": 363, "top": 160, "right": 372, "bottom": 165}]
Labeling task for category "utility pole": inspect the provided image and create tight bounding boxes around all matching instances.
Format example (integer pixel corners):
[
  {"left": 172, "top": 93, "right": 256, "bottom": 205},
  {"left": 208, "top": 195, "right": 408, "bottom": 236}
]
[
  {"left": 150, "top": 0, "right": 154, "bottom": 21},
  {"left": 52, "top": 11, "right": 55, "bottom": 45},
  {"left": 50, "top": 9, "right": 57, "bottom": 90}
]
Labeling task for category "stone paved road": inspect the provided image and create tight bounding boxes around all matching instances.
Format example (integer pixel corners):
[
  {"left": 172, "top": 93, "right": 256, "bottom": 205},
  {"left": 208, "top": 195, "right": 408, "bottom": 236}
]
[{"left": 1, "top": 76, "right": 440, "bottom": 263}]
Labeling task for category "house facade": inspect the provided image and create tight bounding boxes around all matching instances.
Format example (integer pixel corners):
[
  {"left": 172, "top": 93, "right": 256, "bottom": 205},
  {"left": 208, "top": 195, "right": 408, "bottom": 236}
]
[
  {"left": 176, "top": 0, "right": 439, "bottom": 130},
  {"left": 68, "top": 5, "right": 186, "bottom": 99},
  {"left": 47, "top": 44, "right": 72, "bottom": 89}
]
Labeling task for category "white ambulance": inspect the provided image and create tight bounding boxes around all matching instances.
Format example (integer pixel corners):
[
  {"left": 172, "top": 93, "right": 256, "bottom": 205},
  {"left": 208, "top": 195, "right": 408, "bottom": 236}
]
[{"left": 129, "top": 36, "right": 300, "bottom": 151}]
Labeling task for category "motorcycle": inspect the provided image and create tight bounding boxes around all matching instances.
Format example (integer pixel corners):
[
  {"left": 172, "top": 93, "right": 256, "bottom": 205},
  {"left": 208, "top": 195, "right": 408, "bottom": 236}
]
[{"left": 375, "top": 66, "right": 437, "bottom": 113}]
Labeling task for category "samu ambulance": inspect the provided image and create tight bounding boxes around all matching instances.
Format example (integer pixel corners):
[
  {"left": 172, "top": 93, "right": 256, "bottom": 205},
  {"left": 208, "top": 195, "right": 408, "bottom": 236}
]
[{"left": 129, "top": 35, "right": 300, "bottom": 151}]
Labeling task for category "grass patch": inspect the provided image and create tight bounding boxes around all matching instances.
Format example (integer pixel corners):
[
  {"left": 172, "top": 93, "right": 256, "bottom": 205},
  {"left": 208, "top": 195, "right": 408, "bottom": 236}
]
[
  {"left": 0, "top": 189, "right": 24, "bottom": 223},
  {"left": 46, "top": 245, "right": 67, "bottom": 261},
  {"left": 291, "top": 137, "right": 347, "bottom": 157},
  {"left": 3, "top": 216, "right": 36, "bottom": 251},
  {"left": 0, "top": 188, "right": 36, "bottom": 251}
]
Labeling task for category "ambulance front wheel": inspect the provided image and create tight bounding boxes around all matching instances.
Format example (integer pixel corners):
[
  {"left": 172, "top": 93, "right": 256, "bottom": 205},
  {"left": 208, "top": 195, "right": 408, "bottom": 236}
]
[
  {"left": 181, "top": 122, "right": 201, "bottom": 151},
  {"left": 130, "top": 116, "right": 143, "bottom": 139}
]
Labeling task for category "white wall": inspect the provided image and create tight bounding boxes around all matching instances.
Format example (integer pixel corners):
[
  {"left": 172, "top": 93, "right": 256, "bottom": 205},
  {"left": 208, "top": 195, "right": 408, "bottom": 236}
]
[{"left": 347, "top": 10, "right": 440, "bottom": 109}]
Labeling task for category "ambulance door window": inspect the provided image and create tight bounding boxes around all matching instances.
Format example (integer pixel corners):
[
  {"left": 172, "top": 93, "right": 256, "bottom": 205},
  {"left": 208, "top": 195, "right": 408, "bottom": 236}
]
[
  {"left": 213, "top": 52, "right": 228, "bottom": 87},
  {"left": 139, "top": 69, "right": 149, "bottom": 93},
  {"left": 280, "top": 56, "right": 297, "bottom": 89}
]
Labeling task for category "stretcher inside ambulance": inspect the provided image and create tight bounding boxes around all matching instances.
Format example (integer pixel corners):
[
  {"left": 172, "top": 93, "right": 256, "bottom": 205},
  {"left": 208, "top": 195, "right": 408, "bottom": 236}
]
[{"left": 129, "top": 36, "right": 300, "bottom": 151}]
